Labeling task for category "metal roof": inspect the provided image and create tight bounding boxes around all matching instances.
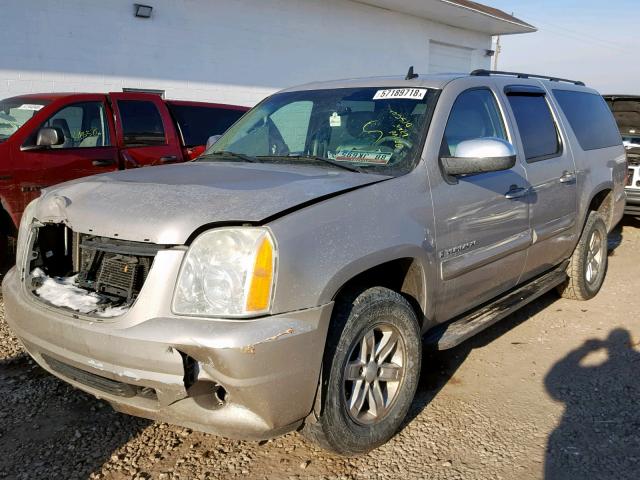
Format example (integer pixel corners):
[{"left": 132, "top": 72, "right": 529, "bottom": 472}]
[{"left": 353, "top": 0, "right": 536, "bottom": 35}]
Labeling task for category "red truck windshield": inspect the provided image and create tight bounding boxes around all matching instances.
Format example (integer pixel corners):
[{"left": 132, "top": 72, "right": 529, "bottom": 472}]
[{"left": 0, "top": 98, "right": 50, "bottom": 142}]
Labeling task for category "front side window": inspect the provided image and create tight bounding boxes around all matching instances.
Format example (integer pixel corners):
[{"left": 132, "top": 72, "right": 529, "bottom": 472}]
[
  {"left": 441, "top": 89, "right": 508, "bottom": 156},
  {"left": 118, "top": 100, "right": 166, "bottom": 146},
  {"left": 507, "top": 94, "right": 560, "bottom": 161},
  {"left": 42, "top": 102, "right": 111, "bottom": 149},
  {"left": 0, "top": 98, "right": 50, "bottom": 142},
  {"left": 201, "top": 87, "right": 439, "bottom": 176}
]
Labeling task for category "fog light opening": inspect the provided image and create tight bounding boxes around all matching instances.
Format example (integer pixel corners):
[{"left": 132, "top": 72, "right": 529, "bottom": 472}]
[{"left": 213, "top": 384, "right": 228, "bottom": 406}]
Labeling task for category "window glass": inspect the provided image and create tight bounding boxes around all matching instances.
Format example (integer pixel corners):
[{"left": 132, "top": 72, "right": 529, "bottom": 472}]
[
  {"left": 442, "top": 89, "right": 507, "bottom": 156},
  {"left": 0, "top": 98, "right": 50, "bottom": 142},
  {"left": 118, "top": 100, "right": 166, "bottom": 146},
  {"left": 202, "top": 87, "right": 439, "bottom": 177},
  {"left": 42, "top": 102, "right": 111, "bottom": 149},
  {"left": 507, "top": 94, "right": 559, "bottom": 160},
  {"left": 554, "top": 90, "right": 621, "bottom": 151},
  {"left": 269, "top": 101, "right": 313, "bottom": 153},
  {"left": 168, "top": 104, "right": 245, "bottom": 147}
]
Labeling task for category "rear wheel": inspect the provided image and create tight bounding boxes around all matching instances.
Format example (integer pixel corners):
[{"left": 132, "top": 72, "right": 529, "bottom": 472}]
[
  {"left": 303, "top": 287, "right": 421, "bottom": 455},
  {"left": 558, "top": 211, "right": 608, "bottom": 300}
]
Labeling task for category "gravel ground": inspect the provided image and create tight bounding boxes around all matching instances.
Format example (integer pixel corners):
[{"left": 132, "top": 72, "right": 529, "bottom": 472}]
[{"left": 1, "top": 218, "right": 639, "bottom": 480}]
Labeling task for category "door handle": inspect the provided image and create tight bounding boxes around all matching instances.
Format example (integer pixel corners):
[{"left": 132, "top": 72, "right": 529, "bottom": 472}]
[
  {"left": 504, "top": 186, "right": 528, "bottom": 200},
  {"left": 559, "top": 171, "right": 576, "bottom": 184},
  {"left": 92, "top": 159, "right": 115, "bottom": 167},
  {"left": 159, "top": 155, "right": 178, "bottom": 163}
]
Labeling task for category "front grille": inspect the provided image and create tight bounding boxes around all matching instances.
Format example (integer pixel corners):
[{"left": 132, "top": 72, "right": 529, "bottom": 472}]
[{"left": 628, "top": 168, "right": 635, "bottom": 186}]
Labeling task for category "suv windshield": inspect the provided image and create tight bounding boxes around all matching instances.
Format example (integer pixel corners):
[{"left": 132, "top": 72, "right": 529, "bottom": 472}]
[
  {"left": 199, "top": 87, "right": 438, "bottom": 175},
  {"left": 0, "top": 98, "right": 49, "bottom": 142}
]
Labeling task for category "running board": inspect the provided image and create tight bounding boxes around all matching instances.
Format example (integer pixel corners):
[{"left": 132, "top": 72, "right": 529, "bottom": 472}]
[{"left": 425, "top": 265, "right": 568, "bottom": 350}]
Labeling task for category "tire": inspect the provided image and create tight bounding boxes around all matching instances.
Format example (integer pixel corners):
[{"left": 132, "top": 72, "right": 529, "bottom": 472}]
[
  {"left": 302, "top": 286, "right": 422, "bottom": 455},
  {"left": 557, "top": 211, "right": 608, "bottom": 300}
]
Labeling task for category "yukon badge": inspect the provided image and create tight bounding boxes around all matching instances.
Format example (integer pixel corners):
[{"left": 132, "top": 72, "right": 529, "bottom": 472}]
[{"left": 439, "top": 240, "right": 477, "bottom": 259}]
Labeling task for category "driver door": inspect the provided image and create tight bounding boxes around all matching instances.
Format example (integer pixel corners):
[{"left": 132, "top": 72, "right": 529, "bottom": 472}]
[{"left": 426, "top": 86, "right": 531, "bottom": 321}]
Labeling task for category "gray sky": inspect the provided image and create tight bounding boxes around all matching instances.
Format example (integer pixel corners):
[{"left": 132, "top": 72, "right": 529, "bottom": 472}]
[{"left": 487, "top": 0, "right": 638, "bottom": 94}]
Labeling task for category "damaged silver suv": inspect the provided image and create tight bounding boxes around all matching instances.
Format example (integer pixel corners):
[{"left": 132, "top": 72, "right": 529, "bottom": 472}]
[{"left": 3, "top": 70, "right": 626, "bottom": 454}]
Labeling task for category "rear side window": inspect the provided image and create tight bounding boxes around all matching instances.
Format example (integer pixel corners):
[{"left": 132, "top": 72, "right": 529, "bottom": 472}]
[
  {"left": 553, "top": 90, "right": 621, "bottom": 151},
  {"left": 507, "top": 94, "right": 560, "bottom": 161},
  {"left": 118, "top": 100, "right": 166, "bottom": 146},
  {"left": 169, "top": 104, "right": 245, "bottom": 147}
]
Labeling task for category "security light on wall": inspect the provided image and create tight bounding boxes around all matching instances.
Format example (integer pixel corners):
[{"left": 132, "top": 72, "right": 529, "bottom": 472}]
[{"left": 135, "top": 4, "right": 153, "bottom": 18}]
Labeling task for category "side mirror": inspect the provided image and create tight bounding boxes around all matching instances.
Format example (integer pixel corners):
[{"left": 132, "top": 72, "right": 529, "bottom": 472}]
[
  {"left": 441, "top": 138, "right": 516, "bottom": 176},
  {"left": 206, "top": 135, "right": 222, "bottom": 150},
  {"left": 37, "top": 127, "right": 65, "bottom": 147}
]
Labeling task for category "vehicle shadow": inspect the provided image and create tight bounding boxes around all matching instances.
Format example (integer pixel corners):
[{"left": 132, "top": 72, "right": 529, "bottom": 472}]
[
  {"left": 404, "top": 291, "right": 558, "bottom": 426},
  {"left": 543, "top": 328, "right": 640, "bottom": 479},
  {"left": 607, "top": 215, "right": 639, "bottom": 253},
  {"left": 0, "top": 352, "right": 150, "bottom": 479}
]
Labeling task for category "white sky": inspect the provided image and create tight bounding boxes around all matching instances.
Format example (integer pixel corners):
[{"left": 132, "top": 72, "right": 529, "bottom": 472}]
[{"left": 487, "top": 1, "right": 639, "bottom": 94}]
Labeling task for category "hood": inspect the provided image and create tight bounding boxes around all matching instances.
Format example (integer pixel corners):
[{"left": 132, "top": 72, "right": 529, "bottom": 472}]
[{"left": 35, "top": 162, "right": 388, "bottom": 244}]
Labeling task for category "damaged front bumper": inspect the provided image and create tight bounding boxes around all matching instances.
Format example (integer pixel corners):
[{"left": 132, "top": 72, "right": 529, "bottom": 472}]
[{"left": 2, "top": 262, "right": 333, "bottom": 440}]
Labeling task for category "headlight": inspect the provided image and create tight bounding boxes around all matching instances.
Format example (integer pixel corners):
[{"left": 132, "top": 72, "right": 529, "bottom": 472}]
[
  {"left": 16, "top": 198, "right": 39, "bottom": 269},
  {"left": 173, "top": 227, "right": 277, "bottom": 317}
]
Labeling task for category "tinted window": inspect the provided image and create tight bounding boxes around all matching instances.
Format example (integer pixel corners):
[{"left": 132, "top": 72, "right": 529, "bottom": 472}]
[
  {"left": 553, "top": 90, "right": 621, "bottom": 150},
  {"left": 118, "top": 100, "right": 165, "bottom": 146},
  {"left": 442, "top": 89, "right": 508, "bottom": 156},
  {"left": 507, "top": 94, "right": 560, "bottom": 160},
  {"left": 42, "top": 102, "right": 111, "bottom": 149},
  {"left": 168, "top": 104, "right": 245, "bottom": 147}
]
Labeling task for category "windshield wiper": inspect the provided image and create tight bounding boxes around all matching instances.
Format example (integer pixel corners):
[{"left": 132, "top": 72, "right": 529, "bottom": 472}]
[
  {"left": 257, "top": 155, "right": 362, "bottom": 173},
  {"left": 199, "top": 151, "right": 258, "bottom": 163}
]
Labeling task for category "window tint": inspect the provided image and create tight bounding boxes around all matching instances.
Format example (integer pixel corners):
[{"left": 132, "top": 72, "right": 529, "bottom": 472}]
[
  {"left": 269, "top": 101, "right": 313, "bottom": 153},
  {"left": 553, "top": 90, "right": 621, "bottom": 151},
  {"left": 118, "top": 100, "right": 165, "bottom": 146},
  {"left": 169, "top": 104, "right": 245, "bottom": 147},
  {"left": 442, "top": 89, "right": 507, "bottom": 156},
  {"left": 507, "top": 94, "right": 559, "bottom": 160},
  {"left": 42, "top": 102, "right": 111, "bottom": 149}
]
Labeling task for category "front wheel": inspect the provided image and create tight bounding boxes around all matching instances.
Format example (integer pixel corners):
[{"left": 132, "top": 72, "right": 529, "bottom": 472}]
[
  {"left": 303, "top": 287, "right": 421, "bottom": 455},
  {"left": 558, "top": 211, "right": 608, "bottom": 300}
]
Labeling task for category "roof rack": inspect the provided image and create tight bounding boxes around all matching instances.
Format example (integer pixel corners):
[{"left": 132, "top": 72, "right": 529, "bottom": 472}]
[{"left": 470, "top": 69, "right": 585, "bottom": 86}]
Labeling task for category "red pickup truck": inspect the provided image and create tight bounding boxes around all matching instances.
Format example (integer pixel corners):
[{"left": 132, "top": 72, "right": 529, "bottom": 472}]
[{"left": 0, "top": 92, "right": 248, "bottom": 260}]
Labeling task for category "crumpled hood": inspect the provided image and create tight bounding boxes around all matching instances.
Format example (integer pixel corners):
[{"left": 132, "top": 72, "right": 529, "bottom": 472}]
[{"left": 35, "top": 162, "right": 388, "bottom": 244}]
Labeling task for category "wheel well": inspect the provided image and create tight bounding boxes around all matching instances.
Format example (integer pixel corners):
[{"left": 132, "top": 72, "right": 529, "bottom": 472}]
[
  {"left": 588, "top": 189, "right": 613, "bottom": 229},
  {"left": 332, "top": 258, "right": 427, "bottom": 328}
]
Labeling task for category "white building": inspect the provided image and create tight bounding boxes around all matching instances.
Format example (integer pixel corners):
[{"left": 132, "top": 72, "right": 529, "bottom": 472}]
[{"left": 1, "top": 0, "right": 534, "bottom": 106}]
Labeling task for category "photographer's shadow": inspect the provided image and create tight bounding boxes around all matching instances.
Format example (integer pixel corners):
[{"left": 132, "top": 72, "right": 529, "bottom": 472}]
[{"left": 544, "top": 328, "right": 640, "bottom": 479}]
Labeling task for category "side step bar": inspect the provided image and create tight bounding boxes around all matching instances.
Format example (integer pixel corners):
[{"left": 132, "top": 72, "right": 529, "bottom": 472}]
[{"left": 424, "top": 264, "right": 568, "bottom": 350}]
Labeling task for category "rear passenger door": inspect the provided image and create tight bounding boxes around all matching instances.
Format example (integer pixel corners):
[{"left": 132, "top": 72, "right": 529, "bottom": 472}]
[
  {"left": 109, "top": 93, "right": 182, "bottom": 168},
  {"left": 503, "top": 85, "right": 578, "bottom": 279}
]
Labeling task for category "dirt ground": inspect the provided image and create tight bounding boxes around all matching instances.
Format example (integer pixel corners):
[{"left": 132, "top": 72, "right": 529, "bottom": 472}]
[{"left": 1, "top": 218, "right": 639, "bottom": 480}]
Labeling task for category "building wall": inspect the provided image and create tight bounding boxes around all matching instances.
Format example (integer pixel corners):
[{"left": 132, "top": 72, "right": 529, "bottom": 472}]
[{"left": 0, "top": 0, "right": 492, "bottom": 106}]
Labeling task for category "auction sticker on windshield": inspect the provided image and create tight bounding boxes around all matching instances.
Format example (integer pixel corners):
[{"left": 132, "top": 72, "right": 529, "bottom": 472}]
[
  {"left": 333, "top": 149, "right": 392, "bottom": 165},
  {"left": 18, "top": 104, "right": 44, "bottom": 111},
  {"left": 373, "top": 88, "right": 427, "bottom": 100}
]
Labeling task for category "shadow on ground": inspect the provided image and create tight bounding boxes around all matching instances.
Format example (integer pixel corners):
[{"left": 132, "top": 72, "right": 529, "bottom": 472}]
[
  {"left": 0, "top": 353, "right": 150, "bottom": 479},
  {"left": 543, "top": 328, "right": 640, "bottom": 479}
]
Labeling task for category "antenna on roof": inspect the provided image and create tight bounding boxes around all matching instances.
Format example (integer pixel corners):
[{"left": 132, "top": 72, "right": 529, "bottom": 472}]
[{"left": 405, "top": 66, "right": 419, "bottom": 81}]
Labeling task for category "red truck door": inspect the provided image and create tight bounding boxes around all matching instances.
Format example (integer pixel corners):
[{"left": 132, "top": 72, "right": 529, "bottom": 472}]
[
  {"left": 109, "top": 93, "right": 182, "bottom": 168},
  {"left": 22, "top": 95, "right": 119, "bottom": 191}
]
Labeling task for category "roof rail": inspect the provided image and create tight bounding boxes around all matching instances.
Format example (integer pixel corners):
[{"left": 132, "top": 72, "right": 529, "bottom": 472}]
[{"left": 470, "top": 69, "right": 585, "bottom": 86}]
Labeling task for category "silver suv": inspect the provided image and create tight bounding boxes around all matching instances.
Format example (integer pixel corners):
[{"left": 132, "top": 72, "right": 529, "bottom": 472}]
[{"left": 3, "top": 70, "right": 626, "bottom": 454}]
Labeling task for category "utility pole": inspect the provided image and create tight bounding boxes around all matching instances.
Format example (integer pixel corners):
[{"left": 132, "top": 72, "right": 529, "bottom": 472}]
[{"left": 493, "top": 35, "right": 501, "bottom": 70}]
